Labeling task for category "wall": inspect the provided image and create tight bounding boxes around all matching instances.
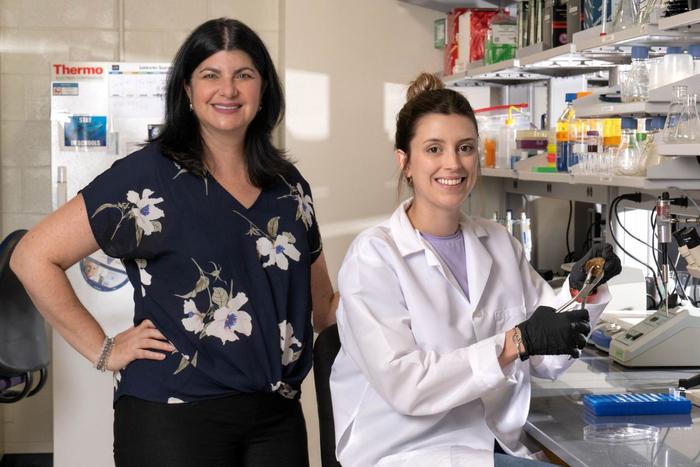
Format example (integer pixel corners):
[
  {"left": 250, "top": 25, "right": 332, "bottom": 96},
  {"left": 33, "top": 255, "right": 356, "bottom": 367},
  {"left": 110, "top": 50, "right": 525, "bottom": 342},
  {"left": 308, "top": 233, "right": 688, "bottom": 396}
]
[
  {"left": 0, "top": 0, "right": 282, "bottom": 457},
  {"left": 284, "top": 0, "right": 444, "bottom": 277}
]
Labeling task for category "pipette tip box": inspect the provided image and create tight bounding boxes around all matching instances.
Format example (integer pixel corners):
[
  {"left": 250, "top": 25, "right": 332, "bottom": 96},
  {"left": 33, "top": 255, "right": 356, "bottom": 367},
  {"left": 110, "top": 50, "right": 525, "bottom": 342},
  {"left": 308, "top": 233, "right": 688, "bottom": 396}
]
[{"left": 583, "top": 393, "right": 692, "bottom": 416}]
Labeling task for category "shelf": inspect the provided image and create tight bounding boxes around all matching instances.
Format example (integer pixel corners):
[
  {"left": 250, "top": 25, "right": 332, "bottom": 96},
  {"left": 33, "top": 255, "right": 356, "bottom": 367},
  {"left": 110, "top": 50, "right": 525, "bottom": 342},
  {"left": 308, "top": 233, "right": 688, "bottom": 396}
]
[
  {"left": 480, "top": 153, "right": 700, "bottom": 190},
  {"left": 573, "top": 99, "right": 668, "bottom": 118},
  {"left": 398, "top": 0, "right": 513, "bottom": 12},
  {"left": 658, "top": 9, "right": 700, "bottom": 31},
  {"left": 575, "top": 23, "right": 700, "bottom": 51},
  {"left": 466, "top": 59, "right": 519, "bottom": 76},
  {"left": 656, "top": 143, "right": 700, "bottom": 156},
  {"left": 518, "top": 43, "right": 618, "bottom": 76},
  {"left": 481, "top": 167, "right": 516, "bottom": 178},
  {"left": 648, "top": 74, "right": 700, "bottom": 102},
  {"left": 462, "top": 58, "right": 551, "bottom": 85},
  {"left": 437, "top": 21, "right": 700, "bottom": 85}
]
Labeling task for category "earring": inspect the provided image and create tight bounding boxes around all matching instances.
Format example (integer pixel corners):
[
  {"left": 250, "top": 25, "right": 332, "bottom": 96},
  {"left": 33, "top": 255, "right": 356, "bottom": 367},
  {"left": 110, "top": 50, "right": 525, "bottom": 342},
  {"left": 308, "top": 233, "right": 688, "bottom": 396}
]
[
  {"left": 258, "top": 104, "right": 263, "bottom": 112},
  {"left": 406, "top": 176, "right": 413, "bottom": 186},
  {"left": 189, "top": 103, "right": 193, "bottom": 111}
]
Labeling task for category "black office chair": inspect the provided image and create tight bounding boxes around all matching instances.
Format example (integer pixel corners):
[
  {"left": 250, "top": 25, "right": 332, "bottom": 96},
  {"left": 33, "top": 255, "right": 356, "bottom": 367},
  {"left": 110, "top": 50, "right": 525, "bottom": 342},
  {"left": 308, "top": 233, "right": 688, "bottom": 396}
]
[
  {"left": 313, "top": 324, "right": 342, "bottom": 467},
  {"left": 0, "top": 230, "right": 50, "bottom": 403}
]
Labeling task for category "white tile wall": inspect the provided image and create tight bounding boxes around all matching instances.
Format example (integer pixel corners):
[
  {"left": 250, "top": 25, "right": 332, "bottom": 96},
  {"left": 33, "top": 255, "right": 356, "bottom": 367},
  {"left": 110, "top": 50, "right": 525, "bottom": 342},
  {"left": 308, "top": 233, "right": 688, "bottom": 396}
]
[
  {"left": 0, "top": 121, "right": 51, "bottom": 167},
  {"left": 15, "top": 0, "right": 115, "bottom": 29},
  {"left": 1, "top": 166, "right": 22, "bottom": 212},
  {"left": 21, "top": 167, "right": 51, "bottom": 213},
  {"left": 0, "top": 0, "right": 21, "bottom": 29},
  {"left": 208, "top": 0, "right": 280, "bottom": 31},
  {"left": 0, "top": 29, "right": 118, "bottom": 74},
  {"left": 123, "top": 30, "right": 192, "bottom": 62},
  {"left": 0, "top": 74, "right": 24, "bottom": 120},
  {"left": 123, "top": 0, "right": 207, "bottom": 31}
]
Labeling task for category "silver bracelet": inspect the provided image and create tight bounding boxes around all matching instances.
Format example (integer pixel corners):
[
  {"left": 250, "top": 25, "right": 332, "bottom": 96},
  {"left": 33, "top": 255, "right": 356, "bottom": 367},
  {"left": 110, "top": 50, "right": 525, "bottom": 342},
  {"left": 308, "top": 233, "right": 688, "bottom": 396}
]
[
  {"left": 95, "top": 336, "right": 115, "bottom": 372},
  {"left": 512, "top": 327, "right": 529, "bottom": 361}
]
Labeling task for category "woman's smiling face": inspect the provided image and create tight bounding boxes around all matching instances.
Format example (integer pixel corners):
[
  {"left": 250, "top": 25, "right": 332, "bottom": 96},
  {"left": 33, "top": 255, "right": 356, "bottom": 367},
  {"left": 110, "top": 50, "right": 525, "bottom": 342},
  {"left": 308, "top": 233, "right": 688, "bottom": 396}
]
[{"left": 400, "top": 112, "right": 479, "bottom": 215}]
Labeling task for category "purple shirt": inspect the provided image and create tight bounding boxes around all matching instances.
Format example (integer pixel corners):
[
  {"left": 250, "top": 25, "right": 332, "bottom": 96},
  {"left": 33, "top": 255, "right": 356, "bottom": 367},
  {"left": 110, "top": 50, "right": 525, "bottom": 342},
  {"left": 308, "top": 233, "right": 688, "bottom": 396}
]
[{"left": 421, "top": 229, "right": 469, "bottom": 301}]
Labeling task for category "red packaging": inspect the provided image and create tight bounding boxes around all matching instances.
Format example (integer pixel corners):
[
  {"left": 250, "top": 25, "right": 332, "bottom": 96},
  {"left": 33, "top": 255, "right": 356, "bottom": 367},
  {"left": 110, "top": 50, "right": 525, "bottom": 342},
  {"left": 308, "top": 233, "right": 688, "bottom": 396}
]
[{"left": 444, "top": 8, "right": 500, "bottom": 75}]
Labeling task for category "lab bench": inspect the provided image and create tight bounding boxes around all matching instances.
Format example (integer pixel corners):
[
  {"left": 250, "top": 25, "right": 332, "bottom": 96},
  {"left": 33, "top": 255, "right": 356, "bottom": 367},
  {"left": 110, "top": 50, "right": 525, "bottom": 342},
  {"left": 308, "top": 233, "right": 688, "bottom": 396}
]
[{"left": 526, "top": 347, "right": 700, "bottom": 466}]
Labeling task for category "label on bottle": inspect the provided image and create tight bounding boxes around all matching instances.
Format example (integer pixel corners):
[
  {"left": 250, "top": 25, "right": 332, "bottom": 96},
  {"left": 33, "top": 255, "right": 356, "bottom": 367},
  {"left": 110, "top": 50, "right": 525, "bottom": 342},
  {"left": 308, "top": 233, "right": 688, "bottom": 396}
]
[{"left": 491, "top": 24, "right": 517, "bottom": 45}]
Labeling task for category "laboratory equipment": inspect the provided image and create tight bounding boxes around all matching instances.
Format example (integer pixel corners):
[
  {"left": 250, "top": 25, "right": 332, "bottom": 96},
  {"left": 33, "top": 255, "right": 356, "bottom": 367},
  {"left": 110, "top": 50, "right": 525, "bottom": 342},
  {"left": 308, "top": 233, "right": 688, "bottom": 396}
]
[
  {"left": 584, "top": 0, "right": 611, "bottom": 28},
  {"left": 688, "top": 44, "right": 700, "bottom": 74},
  {"left": 673, "top": 227, "right": 700, "bottom": 278},
  {"left": 610, "top": 193, "right": 700, "bottom": 367},
  {"left": 583, "top": 393, "right": 691, "bottom": 416},
  {"left": 614, "top": 117, "right": 641, "bottom": 175},
  {"left": 568, "top": 118, "right": 585, "bottom": 174},
  {"left": 669, "top": 93, "right": 700, "bottom": 144},
  {"left": 640, "top": 116, "right": 665, "bottom": 175},
  {"left": 556, "top": 93, "right": 577, "bottom": 172},
  {"left": 611, "top": 0, "right": 639, "bottom": 32},
  {"left": 556, "top": 258, "right": 605, "bottom": 313},
  {"left": 661, "top": 47, "right": 693, "bottom": 87},
  {"left": 585, "top": 129, "right": 600, "bottom": 175},
  {"left": 663, "top": 85, "right": 687, "bottom": 142},
  {"left": 520, "top": 212, "right": 532, "bottom": 262},
  {"left": 621, "top": 46, "right": 649, "bottom": 103},
  {"left": 609, "top": 306, "right": 700, "bottom": 366}
]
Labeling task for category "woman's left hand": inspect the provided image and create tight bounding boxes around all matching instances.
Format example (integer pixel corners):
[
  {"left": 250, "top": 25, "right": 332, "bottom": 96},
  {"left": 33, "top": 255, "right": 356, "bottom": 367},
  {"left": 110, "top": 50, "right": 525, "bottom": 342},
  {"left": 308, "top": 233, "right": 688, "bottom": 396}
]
[{"left": 569, "top": 243, "right": 622, "bottom": 291}]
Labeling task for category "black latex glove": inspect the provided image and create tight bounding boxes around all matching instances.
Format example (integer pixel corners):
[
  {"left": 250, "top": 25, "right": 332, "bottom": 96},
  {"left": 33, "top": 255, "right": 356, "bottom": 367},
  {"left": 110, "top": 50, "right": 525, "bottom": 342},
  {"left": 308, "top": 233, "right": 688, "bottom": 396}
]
[
  {"left": 517, "top": 306, "right": 591, "bottom": 358},
  {"left": 569, "top": 243, "right": 622, "bottom": 291}
]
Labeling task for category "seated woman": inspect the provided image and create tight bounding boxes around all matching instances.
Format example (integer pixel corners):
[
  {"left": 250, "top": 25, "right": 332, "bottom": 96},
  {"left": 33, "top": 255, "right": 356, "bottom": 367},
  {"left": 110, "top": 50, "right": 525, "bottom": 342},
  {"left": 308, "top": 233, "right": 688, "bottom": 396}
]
[{"left": 330, "top": 73, "right": 621, "bottom": 467}]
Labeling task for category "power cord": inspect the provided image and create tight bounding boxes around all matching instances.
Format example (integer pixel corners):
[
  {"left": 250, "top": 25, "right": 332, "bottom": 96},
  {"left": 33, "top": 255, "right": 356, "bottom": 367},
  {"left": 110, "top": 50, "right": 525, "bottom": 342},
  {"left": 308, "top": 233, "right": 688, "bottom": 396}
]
[
  {"left": 563, "top": 200, "right": 576, "bottom": 263},
  {"left": 608, "top": 194, "right": 663, "bottom": 304}
]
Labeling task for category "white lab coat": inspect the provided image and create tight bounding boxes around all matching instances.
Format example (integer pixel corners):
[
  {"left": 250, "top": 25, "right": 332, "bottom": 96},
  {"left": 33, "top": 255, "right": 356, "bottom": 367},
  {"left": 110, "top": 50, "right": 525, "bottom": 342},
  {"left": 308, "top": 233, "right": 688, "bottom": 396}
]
[{"left": 330, "top": 200, "right": 610, "bottom": 467}]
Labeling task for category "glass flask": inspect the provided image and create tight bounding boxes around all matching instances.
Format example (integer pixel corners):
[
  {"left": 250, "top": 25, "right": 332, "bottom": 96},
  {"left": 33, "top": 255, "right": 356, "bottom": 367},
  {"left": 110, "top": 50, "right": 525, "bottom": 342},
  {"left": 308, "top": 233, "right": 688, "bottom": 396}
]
[
  {"left": 670, "top": 93, "right": 700, "bottom": 143},
  {"left": 641, "top": 116, "right": 666, "bottom": 175},
  {"left": 663, "top": 85, "right": 688, "bottom": 143},
  {"left": 615, "top": 117, "right": 642, "bottom": 175},
  {"left": 612, "top": 0, "right": 639, "bottom": 32}
]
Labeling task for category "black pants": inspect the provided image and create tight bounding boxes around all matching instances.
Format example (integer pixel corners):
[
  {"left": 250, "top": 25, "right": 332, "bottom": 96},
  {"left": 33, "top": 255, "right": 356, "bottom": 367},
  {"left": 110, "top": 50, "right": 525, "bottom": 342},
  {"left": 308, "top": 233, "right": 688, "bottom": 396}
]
[{"left": 114, "top": 393, "right": 309, "bottom": 467}]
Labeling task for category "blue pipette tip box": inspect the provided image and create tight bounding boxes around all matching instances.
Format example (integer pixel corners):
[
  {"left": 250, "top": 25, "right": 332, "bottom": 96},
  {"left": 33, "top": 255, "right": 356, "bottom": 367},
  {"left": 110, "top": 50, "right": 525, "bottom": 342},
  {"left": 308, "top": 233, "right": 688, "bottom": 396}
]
[{"left": 583, "top": 393, "right": 692, "bottom": 416}]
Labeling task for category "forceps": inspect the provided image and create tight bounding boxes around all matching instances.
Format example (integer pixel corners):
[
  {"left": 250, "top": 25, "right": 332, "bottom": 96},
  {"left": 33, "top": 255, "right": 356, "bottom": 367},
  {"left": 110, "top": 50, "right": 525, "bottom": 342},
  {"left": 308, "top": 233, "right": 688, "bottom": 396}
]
[{"left": 555, "top": 263, "right": 605, "bottom": 313}]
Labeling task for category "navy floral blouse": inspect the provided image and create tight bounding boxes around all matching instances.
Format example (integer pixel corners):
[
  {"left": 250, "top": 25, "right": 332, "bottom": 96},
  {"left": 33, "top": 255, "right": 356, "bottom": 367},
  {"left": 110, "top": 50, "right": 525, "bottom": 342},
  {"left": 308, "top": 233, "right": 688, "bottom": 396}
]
[{"left": 81, "top": 143, "right": 321, "bottom": 404}]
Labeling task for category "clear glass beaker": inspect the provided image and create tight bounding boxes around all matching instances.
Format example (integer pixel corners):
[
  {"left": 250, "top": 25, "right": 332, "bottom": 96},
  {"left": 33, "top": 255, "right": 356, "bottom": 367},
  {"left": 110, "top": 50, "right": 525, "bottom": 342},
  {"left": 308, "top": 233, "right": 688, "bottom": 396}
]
[
  {"left": 663, "top": 85, "right": 688, "bottom": 143},
  {"left": 586, "top": 129, "right": 601, "bottom": 175},
  {"left": 670, "top": 93, "right": 700, "bottom": 144}
]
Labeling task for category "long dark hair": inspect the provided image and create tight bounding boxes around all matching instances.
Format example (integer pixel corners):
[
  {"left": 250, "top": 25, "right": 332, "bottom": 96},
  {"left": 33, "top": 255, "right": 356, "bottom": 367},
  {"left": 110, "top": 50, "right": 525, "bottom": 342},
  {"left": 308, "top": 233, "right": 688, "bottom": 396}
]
[
  {"left": 395, "top": 73, "right": 478, "bottom": 192},
  {"left": 154, "top": 18, "right": 292, "bottom": 187}
]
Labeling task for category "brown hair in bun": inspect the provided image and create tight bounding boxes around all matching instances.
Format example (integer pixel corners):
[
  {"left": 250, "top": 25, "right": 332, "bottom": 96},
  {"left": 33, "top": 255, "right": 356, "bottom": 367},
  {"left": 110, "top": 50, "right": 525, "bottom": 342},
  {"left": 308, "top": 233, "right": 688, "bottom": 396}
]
[{"left": 406, "top": 72, "right": 445, "bottom": 101}]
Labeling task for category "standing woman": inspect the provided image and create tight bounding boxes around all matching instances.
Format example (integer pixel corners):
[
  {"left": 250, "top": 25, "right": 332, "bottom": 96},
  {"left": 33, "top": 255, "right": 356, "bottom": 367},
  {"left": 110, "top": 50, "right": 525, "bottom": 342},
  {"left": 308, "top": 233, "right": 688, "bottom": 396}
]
[
  {"left": 330, "top": 73, "right": 621, "bottom": 467},
  {"left": 11, "top": 18, "right": 337, "bottom": 467}
]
